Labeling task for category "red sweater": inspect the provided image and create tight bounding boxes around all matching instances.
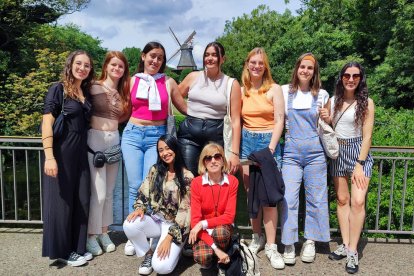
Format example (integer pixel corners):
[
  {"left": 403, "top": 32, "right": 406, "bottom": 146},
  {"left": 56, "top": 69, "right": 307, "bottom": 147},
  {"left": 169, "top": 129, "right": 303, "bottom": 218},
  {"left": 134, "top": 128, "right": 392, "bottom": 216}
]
[{"left": 190, "top": 173, "right": 239, "bottom": 246}]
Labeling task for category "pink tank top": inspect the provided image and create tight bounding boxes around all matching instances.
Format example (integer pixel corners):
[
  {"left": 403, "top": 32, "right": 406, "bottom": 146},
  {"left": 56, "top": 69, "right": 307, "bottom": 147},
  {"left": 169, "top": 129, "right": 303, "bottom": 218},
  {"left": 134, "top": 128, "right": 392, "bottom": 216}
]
[{"left": 130, "top": 76, "right": 168, "bottom": 120}]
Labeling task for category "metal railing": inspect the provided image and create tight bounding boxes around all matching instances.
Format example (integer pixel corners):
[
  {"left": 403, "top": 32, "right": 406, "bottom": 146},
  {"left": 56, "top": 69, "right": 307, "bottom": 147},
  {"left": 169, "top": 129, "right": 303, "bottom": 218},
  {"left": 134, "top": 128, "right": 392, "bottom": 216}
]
[{"left": 1, "top": 136, "right": 413, "bottom": 236}]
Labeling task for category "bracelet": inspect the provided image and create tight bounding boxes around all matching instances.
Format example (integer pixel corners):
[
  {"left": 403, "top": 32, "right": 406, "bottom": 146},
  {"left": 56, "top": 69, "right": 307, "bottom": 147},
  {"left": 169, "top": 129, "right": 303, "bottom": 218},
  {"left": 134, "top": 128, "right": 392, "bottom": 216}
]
[
  {"left": 46, "top": 157, "right": 55, "bottom": 161},
  {"left": 42, "top": 136, "right": 53, "bottom": 140},
  {"left": 229, "top": 150, "right": 240, "bottom": 156},
  {"left": 43, "top": 147, "right": 52, "bottom": 150}
]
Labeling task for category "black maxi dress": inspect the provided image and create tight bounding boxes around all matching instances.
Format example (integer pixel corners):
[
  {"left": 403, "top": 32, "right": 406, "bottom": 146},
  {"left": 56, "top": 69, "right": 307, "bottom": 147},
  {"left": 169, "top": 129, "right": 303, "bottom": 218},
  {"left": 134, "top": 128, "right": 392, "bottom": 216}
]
[{"left": 42, "top": 82, "right": 91, "bottom": 259}]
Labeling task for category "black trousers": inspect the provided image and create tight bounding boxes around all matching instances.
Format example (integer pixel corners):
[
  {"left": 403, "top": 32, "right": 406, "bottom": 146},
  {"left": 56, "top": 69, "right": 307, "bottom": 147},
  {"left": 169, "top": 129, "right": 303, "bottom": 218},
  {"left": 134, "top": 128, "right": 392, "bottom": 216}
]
[{"left": 177, "top": 116, "right": 224, "bottom": 176}]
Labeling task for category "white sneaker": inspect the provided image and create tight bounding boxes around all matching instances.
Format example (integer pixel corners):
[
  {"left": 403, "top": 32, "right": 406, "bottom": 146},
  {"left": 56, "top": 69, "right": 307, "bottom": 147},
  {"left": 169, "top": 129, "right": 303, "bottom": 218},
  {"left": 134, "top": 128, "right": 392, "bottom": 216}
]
[
  {"left": 86, "top": 236, "right": 103, "bottom": 256},
  {"left": 124, "top": 240, "right": 135, "bottom": 256},
  {"left": 265, "top": 243, "right": 285, "bottom": 270},
  {"left": 98, "top": 233, "right": 116, "bottom": 253},
  {"left": 301, "top": 240, "right": 316, "bottom": 263},
  {"left": 283, "top": 244, "right": 296, "bottom": 265},
  {"left": 248, "top": 233, "right": 266, "bottom": 255},
  {"left": 138, "top": 253, "right": 153, "bottom": 275},
  {"left": 83, "top": 252, "right": 93, "bottom": 261},
  {"left": 58, "top": 252, "right": 87, "bottom": 267}
]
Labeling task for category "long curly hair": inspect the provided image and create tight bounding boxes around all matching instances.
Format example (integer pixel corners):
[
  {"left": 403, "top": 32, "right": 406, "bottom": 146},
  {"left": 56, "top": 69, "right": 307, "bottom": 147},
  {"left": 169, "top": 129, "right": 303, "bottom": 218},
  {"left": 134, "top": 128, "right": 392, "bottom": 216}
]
[
  {"left": 152, "top": 134, "right": 188, "bottom": 201},
  {"left": 289, "top": 52, "right": 321, "bottom": 96},
  {"left": 333, "top": 62, "right": 368, "bottom": 127},
  {"left": 98, "top": 51, "right": 131, "bottom": 115},
  {"left": 62, "top": 50, "right": 95, "bottom": 100},
  {"left": 241, "top": 47, "right": 275, "bottom": 97}
]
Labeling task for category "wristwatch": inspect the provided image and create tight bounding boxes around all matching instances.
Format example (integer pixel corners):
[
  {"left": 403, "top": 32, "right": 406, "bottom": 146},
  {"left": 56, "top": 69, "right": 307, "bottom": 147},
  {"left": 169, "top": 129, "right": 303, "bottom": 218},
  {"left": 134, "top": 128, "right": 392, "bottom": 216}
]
[{"left": 356, "top": 159, "right": 366, "bottom": 166}]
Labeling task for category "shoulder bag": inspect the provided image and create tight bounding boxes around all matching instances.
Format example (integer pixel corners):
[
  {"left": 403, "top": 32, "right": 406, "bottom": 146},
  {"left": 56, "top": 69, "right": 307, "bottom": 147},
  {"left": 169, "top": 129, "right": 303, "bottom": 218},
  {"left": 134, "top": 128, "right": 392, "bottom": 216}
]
[
  {"left": 317, "top": 100, "right": 355, "bottom": 159},
  {"left": 223, "top": 77, "right": 235, "bottom": 159},
  {"left": 52, "top": 85, "right": 66, "bottom": 139},
  {"left": 165, "top": 78, "right": 177, "bottom": 137}
]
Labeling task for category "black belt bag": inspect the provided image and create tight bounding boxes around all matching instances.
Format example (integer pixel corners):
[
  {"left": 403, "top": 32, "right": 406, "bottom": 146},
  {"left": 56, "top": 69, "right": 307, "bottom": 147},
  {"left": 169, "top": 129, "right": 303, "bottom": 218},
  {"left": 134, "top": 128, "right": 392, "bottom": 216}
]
[{"left": 88, "top": 144, "right": 122, "bottom": 168}]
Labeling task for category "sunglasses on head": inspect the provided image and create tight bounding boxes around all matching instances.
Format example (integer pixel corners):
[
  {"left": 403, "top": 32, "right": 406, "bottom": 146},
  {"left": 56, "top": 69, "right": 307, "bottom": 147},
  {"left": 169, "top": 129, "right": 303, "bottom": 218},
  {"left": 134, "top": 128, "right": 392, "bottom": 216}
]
[
  {"left": 203, "top": 153, "right": 223, "bottom": 162},
  {"left": 342, "top": 73, "right": 361, "bottom": 81}
]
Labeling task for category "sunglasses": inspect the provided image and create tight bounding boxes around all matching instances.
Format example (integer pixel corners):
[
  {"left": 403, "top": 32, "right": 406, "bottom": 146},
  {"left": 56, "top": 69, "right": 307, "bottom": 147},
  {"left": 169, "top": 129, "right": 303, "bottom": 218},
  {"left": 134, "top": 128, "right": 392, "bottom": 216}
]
[
  {"left": 203, "top": 153, "right": 223, "bottom": 162},
  {"left": 342, "top": 73, "right": 361, "bottom": 82}
]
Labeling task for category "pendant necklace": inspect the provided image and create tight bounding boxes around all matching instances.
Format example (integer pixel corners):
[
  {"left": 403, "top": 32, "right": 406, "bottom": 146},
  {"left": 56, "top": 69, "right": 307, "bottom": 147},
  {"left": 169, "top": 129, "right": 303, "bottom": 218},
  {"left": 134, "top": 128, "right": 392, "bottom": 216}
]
[{"left": 208, "top": 176, "right": 222, "bottom": 217}]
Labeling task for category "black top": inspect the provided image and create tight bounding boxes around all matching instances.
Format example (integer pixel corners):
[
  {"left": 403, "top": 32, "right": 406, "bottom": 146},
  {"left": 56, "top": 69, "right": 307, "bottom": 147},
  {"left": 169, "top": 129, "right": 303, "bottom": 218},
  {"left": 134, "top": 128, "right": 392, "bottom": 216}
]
[{"left": 247, "top": 147, "right": 285, "bottom": 219}]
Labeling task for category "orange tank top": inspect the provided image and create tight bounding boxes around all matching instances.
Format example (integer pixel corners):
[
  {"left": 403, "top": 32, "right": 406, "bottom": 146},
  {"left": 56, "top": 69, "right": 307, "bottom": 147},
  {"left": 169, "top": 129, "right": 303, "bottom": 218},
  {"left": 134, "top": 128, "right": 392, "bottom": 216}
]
[{"left": 241, "top": 91, "right": 274, "bottom": 131}]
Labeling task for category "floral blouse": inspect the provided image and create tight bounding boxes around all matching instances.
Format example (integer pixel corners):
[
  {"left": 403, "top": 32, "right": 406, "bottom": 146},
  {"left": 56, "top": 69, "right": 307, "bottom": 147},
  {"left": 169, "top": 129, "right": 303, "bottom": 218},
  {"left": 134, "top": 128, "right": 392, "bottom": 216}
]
[{"left": 133, "top": 165, "right": 193, "bottom": 244}]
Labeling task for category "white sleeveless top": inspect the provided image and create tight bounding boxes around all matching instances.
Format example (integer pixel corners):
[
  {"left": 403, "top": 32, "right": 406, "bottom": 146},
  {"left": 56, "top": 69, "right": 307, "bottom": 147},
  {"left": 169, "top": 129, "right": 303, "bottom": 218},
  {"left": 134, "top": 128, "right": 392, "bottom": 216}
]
[
  {"left": 331, "top": 96, "right": 362, "bottom": 139},
  {"left": 187, "top": 71, "right": 230, "bottom": 119}
]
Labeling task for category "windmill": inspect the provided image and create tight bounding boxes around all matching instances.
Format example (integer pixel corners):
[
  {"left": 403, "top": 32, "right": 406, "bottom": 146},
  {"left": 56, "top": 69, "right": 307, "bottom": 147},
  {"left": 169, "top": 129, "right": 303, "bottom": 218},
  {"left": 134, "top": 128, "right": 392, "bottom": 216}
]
[{"left": 168, "top": 27, "right": 197, "bottom": 71}]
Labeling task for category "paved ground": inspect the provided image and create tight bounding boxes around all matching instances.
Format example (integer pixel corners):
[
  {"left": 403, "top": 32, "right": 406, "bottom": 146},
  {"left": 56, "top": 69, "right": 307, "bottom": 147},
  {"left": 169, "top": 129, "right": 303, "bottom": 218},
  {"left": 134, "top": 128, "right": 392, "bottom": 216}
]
[{"left": 0, "top": 228, "right": 413, "bottom": 276}]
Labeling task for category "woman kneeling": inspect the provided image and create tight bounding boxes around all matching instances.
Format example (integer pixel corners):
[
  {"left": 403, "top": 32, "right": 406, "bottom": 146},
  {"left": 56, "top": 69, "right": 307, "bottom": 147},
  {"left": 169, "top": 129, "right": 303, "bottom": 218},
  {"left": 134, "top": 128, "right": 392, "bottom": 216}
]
[
  {"left": 123, "top": 134, "right": 193, "bottom": 275},
  {"left": 189, "top": 143, "right": 239, "bottom": 270}
]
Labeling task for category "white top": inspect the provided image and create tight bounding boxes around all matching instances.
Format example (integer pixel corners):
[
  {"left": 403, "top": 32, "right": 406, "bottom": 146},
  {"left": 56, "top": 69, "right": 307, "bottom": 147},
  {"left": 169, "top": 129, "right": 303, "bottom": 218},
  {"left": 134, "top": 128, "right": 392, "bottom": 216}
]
[
  {"left": 330, "top": 96, "right": 362, "bottom": 139},
  {"left": 187, "top": 71, "right": 230, "bottom": 119},
  {"left": 281, "top": 84, "right": 329, "bottom": 115}
]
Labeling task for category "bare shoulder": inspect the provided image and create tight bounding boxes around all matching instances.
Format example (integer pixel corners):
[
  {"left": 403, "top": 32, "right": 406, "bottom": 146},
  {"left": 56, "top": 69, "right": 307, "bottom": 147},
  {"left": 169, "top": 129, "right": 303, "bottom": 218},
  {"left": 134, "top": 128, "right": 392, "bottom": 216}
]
[
  {"left": 368, "top": 97, "right": 375, "bottom": 110},
  {"left": 185, "top": 71, "right": 200, "bottom": 82},
  {"left": 90, "top": 82, "right": 104, "bottom": 95},
  {"left": 166, "top": 76, "right": 178, "bottom": 86},
  {"left": 129, "top": 76, "right": 138, "bottom": 87}
]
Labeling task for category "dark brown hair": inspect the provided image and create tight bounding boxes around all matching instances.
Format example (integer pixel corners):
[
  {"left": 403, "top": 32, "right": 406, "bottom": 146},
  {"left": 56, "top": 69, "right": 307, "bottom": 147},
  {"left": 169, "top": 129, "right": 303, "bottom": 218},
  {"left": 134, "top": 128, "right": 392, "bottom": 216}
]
[{"left": 333, "top": 62, "right": 369, "bottom": 127}]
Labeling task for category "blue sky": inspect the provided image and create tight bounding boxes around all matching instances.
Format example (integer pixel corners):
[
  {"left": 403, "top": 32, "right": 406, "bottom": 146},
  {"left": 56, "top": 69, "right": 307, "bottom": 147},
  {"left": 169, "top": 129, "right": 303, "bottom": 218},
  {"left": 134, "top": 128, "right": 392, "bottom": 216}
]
[{"left": 59, "top": 0, "right": 302, "bottom": 68}]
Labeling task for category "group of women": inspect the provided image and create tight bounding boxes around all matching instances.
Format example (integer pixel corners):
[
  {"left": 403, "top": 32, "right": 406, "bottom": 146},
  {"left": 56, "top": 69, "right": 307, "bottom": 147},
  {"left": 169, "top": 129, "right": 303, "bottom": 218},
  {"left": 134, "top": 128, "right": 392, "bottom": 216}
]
[{"left": 41, "top": 40, "right": 374, "bottom": 275}]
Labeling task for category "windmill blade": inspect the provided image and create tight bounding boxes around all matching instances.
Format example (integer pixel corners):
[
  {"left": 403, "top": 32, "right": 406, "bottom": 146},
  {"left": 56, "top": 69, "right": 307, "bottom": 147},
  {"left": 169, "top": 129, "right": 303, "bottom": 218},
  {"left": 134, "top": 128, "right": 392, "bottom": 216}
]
[
  {"left": 167, "top": 48, "right": 181, "bottom": 63},
  {"left": 168, "top": 27, "right": 181, "bottom": 47},
  {"left": 183, "top": 31, "right": 196, "bottom": 44}
]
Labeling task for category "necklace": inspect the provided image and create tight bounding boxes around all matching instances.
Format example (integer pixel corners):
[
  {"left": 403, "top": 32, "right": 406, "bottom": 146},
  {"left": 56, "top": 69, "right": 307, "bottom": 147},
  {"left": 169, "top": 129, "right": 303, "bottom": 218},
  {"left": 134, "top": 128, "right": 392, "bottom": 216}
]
[
  {"left": 102, "top": 82, "right": 118, "bottom": 106},
  {"left": 207, "top": 71, "right": 222, "bottom": 91},
  {"left": 208, "top": 176, "right": 222, "bottom": 217}
]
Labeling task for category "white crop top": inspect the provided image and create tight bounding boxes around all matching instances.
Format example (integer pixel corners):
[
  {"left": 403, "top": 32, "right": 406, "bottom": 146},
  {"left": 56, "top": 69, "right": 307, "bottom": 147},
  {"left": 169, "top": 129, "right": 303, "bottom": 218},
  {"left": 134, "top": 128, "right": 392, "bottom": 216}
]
[{"left": 331, "top": 96, "right": 362, "bottom": 139}]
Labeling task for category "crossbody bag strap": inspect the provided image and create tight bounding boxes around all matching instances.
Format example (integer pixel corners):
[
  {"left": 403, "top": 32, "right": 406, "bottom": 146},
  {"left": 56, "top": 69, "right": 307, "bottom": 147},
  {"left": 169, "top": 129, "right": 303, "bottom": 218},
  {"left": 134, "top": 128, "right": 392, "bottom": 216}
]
[
  {"left": 226, "top": 77, "right": 235, "bottom": 117},
  {"left": 58, "top": 83, "right": 66, "bottom": 115},
  {"left": 165, "top": 77, "right": 173, "bottom": 116},
  {"left": 333, "top": 100, "right": 356, "bottom": 130}
]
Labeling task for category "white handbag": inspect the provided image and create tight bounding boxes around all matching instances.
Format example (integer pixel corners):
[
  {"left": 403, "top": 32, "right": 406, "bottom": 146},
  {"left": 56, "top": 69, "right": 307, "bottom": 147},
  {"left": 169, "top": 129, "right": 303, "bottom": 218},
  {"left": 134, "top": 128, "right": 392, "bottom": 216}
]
[
  {"left": 223, "top": 78, "right": 235, "bottom": 159},
  {"left": 317, "top": 100, "right": 355, "bottom": 159},
  {"left": 317, "top": 117, "right": 339, "bottom": 159}
]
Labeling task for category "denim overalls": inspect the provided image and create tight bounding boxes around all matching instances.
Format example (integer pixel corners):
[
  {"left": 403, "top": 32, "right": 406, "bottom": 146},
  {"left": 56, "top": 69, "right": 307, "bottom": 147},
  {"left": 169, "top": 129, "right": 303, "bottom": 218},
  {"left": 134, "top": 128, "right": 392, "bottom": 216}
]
[{"left": 281, "top": 91, "right": 330, "bottom": 245}]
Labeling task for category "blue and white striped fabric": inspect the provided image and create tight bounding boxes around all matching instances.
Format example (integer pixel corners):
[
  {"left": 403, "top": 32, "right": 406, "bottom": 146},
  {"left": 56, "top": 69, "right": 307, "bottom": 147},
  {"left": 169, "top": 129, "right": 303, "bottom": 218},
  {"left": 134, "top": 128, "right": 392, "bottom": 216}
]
[{"left": 330, "top": 137, "right": 374, "bottom": 177}]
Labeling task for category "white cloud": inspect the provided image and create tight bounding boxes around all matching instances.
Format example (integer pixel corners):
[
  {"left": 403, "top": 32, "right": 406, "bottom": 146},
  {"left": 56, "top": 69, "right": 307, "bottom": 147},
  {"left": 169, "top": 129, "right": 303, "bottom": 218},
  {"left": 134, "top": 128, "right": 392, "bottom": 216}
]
[{"left": 58, "top": 0, "right": 302, "bottom": 68}]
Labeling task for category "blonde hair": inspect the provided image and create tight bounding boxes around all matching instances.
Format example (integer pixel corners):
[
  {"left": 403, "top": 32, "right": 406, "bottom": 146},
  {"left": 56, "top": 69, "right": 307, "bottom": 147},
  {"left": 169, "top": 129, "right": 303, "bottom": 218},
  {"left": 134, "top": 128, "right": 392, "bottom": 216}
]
[
  {"left": 197, "top": 143, "right": 229, "bottom": 175},
  {"left": 241, "top": 47, "right": 275, "bottom": 97},
  {"left": 289, "top": 52, "right": 321, "bottom": 96}
]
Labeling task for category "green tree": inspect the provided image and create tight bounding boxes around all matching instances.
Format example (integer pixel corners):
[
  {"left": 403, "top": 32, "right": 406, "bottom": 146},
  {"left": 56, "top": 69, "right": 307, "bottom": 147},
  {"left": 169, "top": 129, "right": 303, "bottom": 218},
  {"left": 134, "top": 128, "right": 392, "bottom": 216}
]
[
  {"left": 0, "top": 0, "right": 90, "bottom": 77},
  {"left": 0, "top": 49, "right": 68, "bottom": 135},
  {"left": 24, "top": 24, "right": 106, "bottom": 71},
  {"left": 369, "top": 0, "right": 414, "bottom": 109},
  {"left": 122, "top": 47, "right": 141, "bottom": 75}
]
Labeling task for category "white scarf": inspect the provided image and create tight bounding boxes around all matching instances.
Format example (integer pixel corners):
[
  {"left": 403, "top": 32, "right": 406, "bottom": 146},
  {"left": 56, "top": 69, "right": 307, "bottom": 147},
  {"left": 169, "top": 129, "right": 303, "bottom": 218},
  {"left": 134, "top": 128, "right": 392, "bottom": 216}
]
[{"left": 135, "top": 73, "right": 164, "bottom": 111}]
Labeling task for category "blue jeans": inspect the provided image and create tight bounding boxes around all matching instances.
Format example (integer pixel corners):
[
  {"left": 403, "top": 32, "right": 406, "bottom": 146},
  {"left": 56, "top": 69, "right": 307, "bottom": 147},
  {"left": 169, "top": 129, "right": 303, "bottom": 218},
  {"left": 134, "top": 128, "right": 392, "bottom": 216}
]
[
  {"left": 121, "top": 123, "right": 166, "bottom": 213},
  {"left": 240, "top": 128, "right": 282, "bottom": 168}
]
